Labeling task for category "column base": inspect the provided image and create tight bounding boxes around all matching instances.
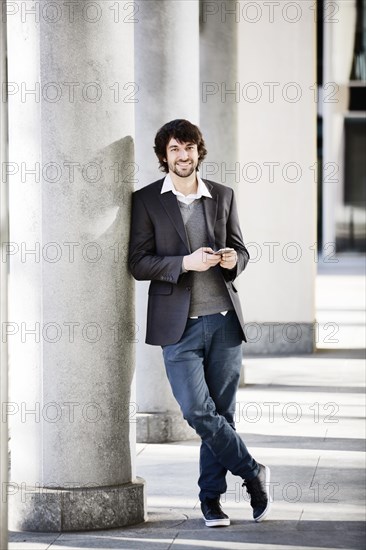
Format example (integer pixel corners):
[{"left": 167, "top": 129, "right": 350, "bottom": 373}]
[
  {"left": 9, "top": 477, "right": 146, "bottom": 532},
  {"left": 136, "top": 413, "right": 197, "bottom": 443},
  {"left": 243, "top": 322, "right": 315, "bottom": 355}
]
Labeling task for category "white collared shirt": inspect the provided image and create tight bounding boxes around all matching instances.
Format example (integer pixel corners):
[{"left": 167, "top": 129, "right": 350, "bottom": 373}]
[{"left": 161, "top": 172, "right": 212, "bottom": 205}]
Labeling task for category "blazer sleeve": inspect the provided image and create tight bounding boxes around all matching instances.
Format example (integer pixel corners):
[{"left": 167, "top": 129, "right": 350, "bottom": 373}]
[
  {"left": 221, "top": 189, "right": 250, "bottom": 282},
  {"left": 128, "top": 191, "right": 184, "bottom": 283}
]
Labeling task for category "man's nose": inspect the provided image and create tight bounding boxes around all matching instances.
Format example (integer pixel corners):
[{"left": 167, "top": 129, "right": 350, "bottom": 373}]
[{"left": 178, "top": 149, "right": 189, "bottom": 160}]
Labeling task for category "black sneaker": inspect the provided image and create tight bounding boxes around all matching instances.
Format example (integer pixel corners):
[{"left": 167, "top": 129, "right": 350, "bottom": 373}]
[
  {"left": 243, "top": 464, "right": 271, "bottom": 522},
  {"left": 201, "top": 497, "right": 230, "bottom": 527}
]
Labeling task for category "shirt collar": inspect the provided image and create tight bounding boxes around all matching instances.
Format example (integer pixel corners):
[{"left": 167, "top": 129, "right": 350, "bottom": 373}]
[{"left": 161, "top": 172, "right": 212, "bottom": 205}]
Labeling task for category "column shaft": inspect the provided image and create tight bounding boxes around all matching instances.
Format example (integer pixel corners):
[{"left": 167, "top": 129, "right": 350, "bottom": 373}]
[
  {"left": 7, "top": 0, "right": 145, "bottom": 531},
  {"left": 236, "top": 0, "right": 317, "bottom": 354}
]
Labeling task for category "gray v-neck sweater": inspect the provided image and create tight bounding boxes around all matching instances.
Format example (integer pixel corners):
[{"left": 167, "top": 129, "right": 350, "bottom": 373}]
[{"left": 178, "top": 199, "right": 233, "bottom": 317}]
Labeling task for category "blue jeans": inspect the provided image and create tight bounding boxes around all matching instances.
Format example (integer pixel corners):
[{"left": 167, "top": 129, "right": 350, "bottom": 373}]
[{"left": 162, "top": 310, "right": 259, "bottom": 501}]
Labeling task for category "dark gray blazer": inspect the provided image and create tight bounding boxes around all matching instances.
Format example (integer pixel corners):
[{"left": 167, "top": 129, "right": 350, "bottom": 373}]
[{"left": 128, "top": 178, "right": 250, "bottom": 346}]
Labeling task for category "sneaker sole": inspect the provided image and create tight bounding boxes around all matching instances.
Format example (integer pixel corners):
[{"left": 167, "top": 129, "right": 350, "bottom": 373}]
[
  {"left": 254, "top": 465, "right": 272, "bottom": 523},
  {"left": 204, "top": 518, "right": 231, "bottom": 527}
]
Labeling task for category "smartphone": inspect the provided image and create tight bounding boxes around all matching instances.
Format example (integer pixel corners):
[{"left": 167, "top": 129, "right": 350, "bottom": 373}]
[{"left": 212, "top": 247, "right": 235, "bottom": 255}]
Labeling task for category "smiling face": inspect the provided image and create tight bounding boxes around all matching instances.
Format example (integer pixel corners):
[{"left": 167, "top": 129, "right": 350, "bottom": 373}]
[{"left": 164, "top": 138, "right": 199, "bottom": 178}]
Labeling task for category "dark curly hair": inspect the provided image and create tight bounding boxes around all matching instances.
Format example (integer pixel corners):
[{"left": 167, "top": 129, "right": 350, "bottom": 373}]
[{"left": 154, "top": 119, "right": 208, "bottom": 173}]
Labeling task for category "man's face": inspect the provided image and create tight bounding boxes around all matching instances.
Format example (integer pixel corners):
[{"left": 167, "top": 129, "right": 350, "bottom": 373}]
[{"left": 164, "top": 138, "right": 199, "bottom": 178}]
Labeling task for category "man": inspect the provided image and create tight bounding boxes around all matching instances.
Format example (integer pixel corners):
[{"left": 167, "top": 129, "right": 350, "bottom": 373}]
[{"left": 129, "top": 119, "right": 271, "bottom": 527}]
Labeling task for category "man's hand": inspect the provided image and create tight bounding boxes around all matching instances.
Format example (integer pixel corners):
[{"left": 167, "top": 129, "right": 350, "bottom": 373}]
[
  {"left": 183, "top": 247, "right": 222, "bottom": 272},
  {"left": 220, "top": 249, "right": 238, "bottom": 270}
]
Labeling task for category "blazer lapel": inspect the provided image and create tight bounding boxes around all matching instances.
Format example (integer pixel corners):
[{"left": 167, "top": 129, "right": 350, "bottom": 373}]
[
  {"left": 159, "top": 188, "right": 191, "bottom": 252},
  {"left": 202, "top": 180, "right": 218, "bottom": 249}
]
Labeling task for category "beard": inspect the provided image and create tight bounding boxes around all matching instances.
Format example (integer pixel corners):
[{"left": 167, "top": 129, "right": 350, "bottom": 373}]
[{"left": 170, "top": 162, "right": 197, "bottom": 178}]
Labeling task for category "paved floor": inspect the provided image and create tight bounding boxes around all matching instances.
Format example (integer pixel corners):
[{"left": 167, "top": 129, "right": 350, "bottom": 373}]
[{"left": 8, "top": 256, "right": 366, "bottom": 550}]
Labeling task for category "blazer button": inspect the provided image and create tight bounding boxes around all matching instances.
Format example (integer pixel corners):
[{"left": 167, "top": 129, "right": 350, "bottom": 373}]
[{"left": 186, "top": 286, "right": 191, "bottom": 291}]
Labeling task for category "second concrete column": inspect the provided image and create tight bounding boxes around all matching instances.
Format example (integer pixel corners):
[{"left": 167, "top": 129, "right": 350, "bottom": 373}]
[{"left": 134, "top": 0, "right": 200, "bottom": 442}]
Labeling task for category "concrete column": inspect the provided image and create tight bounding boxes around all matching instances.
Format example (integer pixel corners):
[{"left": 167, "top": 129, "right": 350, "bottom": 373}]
[
  {"left": 199, "top": 0, "right": 239, "bottom": 187},
  {"left": 7, "top": 1, "right": 145, "bottom": 531},
  {"left": 1, "top": 4, "right": 9, "bottom": 548},
  {"left": 323, "top": 0, "right": 357, "bottom": 249},
  {"left": 134, "top": 0, "right": 199, "bottom": 442},
  {"left": 235, "top": 0, "right": 317, "bottom": 354}
]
